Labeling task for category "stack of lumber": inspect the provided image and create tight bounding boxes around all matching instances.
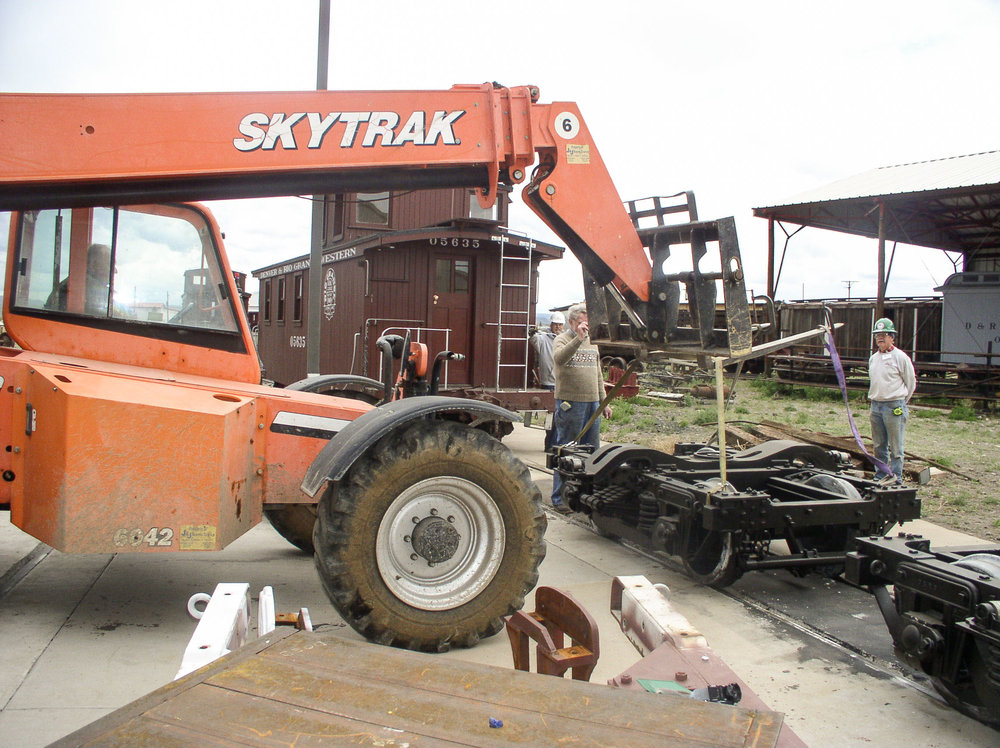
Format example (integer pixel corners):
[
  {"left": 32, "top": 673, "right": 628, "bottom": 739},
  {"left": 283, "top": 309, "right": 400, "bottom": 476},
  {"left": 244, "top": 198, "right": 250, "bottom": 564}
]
[{"left": 724, "top": 420, "right": 967, "bottom": 483}]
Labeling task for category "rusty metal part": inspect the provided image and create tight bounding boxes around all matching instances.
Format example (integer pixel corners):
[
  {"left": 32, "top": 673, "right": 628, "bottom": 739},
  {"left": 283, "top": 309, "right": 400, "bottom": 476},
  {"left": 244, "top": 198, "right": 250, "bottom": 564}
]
[
  {"left": 608, "top": 575, "right": 807, "bottom": 748},
  {"left": 690, "top": 384, "right": 731, "bottom": 399},
  {"left": 274, "top": 608, "right": 313, "bottom": 631},
  {"left": 506, "top": 586, "right": 600, "bottom": 680}
]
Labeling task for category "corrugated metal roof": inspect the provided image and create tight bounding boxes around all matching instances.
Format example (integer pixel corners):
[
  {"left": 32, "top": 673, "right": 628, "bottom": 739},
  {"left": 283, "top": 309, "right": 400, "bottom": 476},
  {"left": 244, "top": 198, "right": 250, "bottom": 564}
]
[
  {"left": 752, "top": 149, "right": 1000, "bottom": 255},
  {"left": 767, "top": 150, "right": 1000, "bottom": 207}
]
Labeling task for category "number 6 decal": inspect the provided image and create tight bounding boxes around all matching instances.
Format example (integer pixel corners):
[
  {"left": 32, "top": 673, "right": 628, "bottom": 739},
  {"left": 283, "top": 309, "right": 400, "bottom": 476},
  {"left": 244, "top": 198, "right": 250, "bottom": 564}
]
[{"left": 555, "top": 111, "right": 580, "bottom": 139}]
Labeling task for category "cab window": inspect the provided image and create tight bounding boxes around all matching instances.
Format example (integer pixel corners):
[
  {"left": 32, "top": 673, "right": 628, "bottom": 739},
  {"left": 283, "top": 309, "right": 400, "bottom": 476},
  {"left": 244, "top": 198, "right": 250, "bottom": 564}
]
[{"left": 13, "top": 205, "right": 239, "bottom": 334}]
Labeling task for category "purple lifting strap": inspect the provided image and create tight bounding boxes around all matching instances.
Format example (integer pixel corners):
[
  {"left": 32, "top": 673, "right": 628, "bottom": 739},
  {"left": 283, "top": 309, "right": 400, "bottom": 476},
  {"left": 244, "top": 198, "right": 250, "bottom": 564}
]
[{"left": 824, "top": 330, "right": 893, "bottom": 477}]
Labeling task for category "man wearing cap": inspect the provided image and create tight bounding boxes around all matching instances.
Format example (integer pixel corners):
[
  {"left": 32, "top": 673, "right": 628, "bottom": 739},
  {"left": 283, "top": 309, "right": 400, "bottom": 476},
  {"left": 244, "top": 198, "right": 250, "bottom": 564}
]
[
  {"left": 531, "top": 311, "right": 564, "bottom": 391},
  {"left": 869, "top": 317, "right": 916, "bottom": 483},
  {"left": 532, "top": 312, "right": 564, "bottom": 451}
]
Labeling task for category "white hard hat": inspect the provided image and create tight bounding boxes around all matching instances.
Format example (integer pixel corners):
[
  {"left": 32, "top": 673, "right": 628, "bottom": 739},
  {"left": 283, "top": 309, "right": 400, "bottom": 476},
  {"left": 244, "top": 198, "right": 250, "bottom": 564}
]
[{"left": 550, "top": 311, "right": 566, "bottom": 324}]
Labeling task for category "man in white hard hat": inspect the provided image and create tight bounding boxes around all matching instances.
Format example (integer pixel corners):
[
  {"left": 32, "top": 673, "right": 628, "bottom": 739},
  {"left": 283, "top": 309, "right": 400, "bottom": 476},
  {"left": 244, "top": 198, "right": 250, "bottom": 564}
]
[
  {"left": 869, "top": 317, "right": 916, "bottom": 483},
  {"left": 531, "top": 311, "right": 565, "bottom": 450}
]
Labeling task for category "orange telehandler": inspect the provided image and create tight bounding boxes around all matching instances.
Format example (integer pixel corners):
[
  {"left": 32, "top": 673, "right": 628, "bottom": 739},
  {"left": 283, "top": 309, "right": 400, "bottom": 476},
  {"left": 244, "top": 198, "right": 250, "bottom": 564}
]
[{"left": 0, "top": 83, "right": 758, "bottom": 651}]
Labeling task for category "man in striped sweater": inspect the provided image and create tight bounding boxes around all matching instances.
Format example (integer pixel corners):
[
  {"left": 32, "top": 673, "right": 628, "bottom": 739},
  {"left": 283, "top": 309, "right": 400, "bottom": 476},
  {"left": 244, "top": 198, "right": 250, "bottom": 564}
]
[{"left": 549, "top": 303, "right": 612, "bottom": 514}]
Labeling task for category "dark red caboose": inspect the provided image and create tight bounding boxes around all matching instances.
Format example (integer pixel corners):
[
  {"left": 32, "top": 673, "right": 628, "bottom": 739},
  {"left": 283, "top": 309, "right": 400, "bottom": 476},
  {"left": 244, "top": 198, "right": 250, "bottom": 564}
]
[{"left": 253, "top": 188, "right": 563, "bottom": 410}]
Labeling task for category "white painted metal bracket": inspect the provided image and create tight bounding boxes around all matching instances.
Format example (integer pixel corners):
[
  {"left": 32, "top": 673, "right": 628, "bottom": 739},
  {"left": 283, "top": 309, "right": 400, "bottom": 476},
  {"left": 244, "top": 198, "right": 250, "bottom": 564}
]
[
  {"left": 175, "top": 583, "right": 312, "bottom": 680},
  {"left": 176, "top": 582, "right": 251, "bottom": 679}
]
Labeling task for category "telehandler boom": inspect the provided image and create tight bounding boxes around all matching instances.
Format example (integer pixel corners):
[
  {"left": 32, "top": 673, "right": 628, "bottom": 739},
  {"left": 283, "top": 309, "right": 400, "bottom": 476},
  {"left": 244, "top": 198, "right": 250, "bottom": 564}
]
[{"left": 0, "top": 83, "right": 755, "bottom": 650}]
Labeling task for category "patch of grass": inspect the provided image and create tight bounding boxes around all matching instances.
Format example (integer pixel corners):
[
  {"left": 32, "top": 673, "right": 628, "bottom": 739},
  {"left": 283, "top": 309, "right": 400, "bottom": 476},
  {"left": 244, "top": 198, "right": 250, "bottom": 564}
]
[
  {"left": 624, "top": 395, "right": 652, "bottom": 407},
  {"left": 692, "top": 408, "right": 717, "bottom": 425},
  {"left": 635, "top": 416, "right": 657, "bottom": 430},
  {"left": 949, "top": 403, "right": 978, "bottom": 421},
  {"left": 609, "top": 400, "right": 635, "bottom": 422},
  {"left": 747, "top": 377, "right": 864, "bottom": 403},
  {"left": 947, "top": 495, "right": 969, "bottom": 509},
  {"left": 802, "top": 386, "right": 843, "bottom": 402},
  {"left": 932, "top": 456, "right": 955, "bottom": 468},
  {"left": 735, "top": 405, "right": 750, "bottom": 415},
  {"left": 748, "top": 378, "right": 793, "bottom": 397},
  {"left": 913, "top": 409, "right": 941, "bottom": 419}
]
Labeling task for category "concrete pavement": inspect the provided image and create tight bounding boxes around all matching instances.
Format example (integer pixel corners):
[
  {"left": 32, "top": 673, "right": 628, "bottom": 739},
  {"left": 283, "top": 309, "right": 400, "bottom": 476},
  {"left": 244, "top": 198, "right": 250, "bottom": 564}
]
[{"left": 0, "top": 422, "right": 996, "bottom": 746}]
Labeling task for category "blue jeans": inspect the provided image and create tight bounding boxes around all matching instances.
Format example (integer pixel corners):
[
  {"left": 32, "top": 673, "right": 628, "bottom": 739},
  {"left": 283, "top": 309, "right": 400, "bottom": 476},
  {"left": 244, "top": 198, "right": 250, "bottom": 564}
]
[
  {"left": 550, "top": 400, "right": 602, "bottom": 505},
  {"left": 870, "top": 399, "right": 908, "bottom": 481},
  {"left": 541, "top": 385, "right": 556, "bottom": 451}
]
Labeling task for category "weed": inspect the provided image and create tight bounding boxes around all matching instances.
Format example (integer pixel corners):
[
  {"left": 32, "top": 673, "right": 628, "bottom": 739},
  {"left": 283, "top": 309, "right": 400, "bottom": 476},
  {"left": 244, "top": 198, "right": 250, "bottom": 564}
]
[
  {"left": 748, "top": 378, "right": 791, "bottom": 397},
  {"left": 610, "top": 400, "right": 635, "bottom": 422},
  {"left": 932, "top": 456, "right": 955, "bottom": 468},
  {"left": 949, "top": 404, "right": 978, "bottom": 421},
  {"left": 693, "top": 409, "right": 716, "bottom": 425},
  {"left": 802, "top": 386, "right": 842, "bottom": 402}
]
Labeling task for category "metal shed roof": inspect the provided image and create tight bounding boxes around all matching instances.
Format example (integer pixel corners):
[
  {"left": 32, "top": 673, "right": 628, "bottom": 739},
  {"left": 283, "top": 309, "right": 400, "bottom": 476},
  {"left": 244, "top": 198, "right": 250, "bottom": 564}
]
[{"left": 753, "top": 150, "right": 1000, "bottom": 258}]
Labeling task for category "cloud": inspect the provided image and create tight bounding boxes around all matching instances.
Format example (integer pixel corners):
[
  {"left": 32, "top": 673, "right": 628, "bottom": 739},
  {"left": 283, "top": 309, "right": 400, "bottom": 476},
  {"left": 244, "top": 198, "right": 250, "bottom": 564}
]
[{"left": 0, "top": 0, "right": 997, "bottom": 312}]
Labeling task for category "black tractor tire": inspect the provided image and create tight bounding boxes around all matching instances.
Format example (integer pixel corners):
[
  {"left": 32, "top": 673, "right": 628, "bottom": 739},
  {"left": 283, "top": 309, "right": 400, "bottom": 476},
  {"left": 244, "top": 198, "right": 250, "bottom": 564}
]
[
  {"left": 313, "top": 420, "right": 546, "bottom": 652},
  {"left": 264, "top": 505, "right": 317, "bottom": 554},
  {"left": 286, "top": 375, "right": 383, "bottom": 405}
]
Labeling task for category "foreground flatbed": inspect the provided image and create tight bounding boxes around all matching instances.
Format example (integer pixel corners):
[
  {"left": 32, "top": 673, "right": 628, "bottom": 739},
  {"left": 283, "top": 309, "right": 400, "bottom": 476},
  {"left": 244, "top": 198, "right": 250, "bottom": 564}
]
[{"left": 53, "top": 627, "right": 782, "bottom": 747}]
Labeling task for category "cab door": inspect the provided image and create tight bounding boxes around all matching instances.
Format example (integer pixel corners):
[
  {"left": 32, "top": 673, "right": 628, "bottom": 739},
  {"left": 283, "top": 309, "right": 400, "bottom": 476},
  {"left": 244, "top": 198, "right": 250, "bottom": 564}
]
[{"left": 429, "top": 254, "right": 473, "bottom": 385}]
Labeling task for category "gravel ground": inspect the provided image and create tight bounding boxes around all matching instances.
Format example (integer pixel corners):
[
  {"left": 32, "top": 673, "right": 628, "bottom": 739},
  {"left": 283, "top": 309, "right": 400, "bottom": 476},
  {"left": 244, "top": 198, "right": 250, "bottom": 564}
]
[{"left": 601, "top": 374, "right": 1000, "bottom": 543}]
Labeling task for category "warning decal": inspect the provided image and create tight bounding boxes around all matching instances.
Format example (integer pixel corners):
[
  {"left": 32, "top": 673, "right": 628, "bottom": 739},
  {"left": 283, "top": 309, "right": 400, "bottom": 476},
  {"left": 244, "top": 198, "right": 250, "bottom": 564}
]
[
  {"left": 180, "top": 524, "right": 217, "bottom": 550},
  {"left": 566, "top": 144, "right": 590, "bottom": 164}
]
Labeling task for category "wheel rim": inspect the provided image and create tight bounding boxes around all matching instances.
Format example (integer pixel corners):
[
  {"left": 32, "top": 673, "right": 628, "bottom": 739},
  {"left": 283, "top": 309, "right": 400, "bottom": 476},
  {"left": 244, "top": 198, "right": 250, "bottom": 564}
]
[{"left": 376, "top": 476, "right": 506, "bottom": 610}]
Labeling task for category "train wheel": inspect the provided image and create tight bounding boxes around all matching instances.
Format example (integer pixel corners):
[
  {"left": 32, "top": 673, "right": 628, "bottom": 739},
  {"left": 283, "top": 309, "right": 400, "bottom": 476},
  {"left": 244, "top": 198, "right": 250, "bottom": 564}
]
[{"left": 681, "top": 523, "right": 742, "bottom": 588}]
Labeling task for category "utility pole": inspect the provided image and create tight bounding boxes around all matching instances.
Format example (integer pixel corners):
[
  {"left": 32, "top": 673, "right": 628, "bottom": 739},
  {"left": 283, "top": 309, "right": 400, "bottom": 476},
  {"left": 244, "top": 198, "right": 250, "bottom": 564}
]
[
  {"left": 306, "top": 0, "right": 331, "bottom": 377},
  {"left": 842, "top": 280, "right": 857, "bottom": 300}
]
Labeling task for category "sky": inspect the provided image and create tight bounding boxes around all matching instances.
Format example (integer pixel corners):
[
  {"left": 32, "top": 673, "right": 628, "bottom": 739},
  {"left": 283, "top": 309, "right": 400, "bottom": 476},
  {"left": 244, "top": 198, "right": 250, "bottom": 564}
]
[{"left": 2, "top": 0, "right": 999, "bottom": 312}]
